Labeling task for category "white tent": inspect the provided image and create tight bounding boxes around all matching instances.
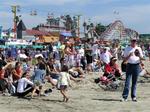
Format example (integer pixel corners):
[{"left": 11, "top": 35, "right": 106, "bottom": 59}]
[{"left": 5, "top": 39, "right": 32, "bottom": 45}]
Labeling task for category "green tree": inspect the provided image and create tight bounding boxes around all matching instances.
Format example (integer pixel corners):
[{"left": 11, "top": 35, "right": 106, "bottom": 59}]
[{"left": 95, "top": 23, "right": 107, "bottom": 36}]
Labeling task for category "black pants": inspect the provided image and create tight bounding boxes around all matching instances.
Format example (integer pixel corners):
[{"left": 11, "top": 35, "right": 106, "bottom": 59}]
[
  {"left": 86, "top": 55, "right": 92, "bottom": 64},
  {"left": 17, "top": 85, "right": 34, "bottom": 97},
  {"left": 81, "top": 57, "right": 86, "bottom": 70},
  {"left": 0, "top": 79, "right": 8, "bottom": 92}
]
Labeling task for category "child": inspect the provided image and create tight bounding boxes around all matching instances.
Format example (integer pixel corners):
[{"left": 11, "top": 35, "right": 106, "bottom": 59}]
[
  {"left": 32, "top": 60, "right": 46, "bottom": 97},
  {"left": 139, "top": 63, "right": 150, "bottom": 77},
  {"left": 22, "top": 59, "right": 30, "bottom": 73},
  {"left": 58, "top": 65, "right": 71, "bottom": 102}
]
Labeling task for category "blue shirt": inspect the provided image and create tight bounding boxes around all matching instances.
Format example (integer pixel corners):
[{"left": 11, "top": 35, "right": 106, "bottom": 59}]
[{"left": 32, "top": 69, "right": 46, "bottom": 83}]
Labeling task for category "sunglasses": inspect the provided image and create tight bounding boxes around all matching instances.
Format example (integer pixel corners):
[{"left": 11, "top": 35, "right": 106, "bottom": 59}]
[{"left": 131, "top": 40, "right": 137, "bottom": 42}]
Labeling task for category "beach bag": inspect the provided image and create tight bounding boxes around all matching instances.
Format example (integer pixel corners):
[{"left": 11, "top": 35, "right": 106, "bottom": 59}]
[{"left": 94, "top": 78, "right": 100, "bottom": 84}]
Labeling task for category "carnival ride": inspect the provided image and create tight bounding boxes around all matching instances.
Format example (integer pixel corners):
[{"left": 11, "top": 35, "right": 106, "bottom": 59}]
[{"left": 100, "top": 20, "right": 139, "bottom": 41}]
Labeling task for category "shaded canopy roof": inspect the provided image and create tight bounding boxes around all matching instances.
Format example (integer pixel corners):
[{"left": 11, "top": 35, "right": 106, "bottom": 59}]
[
  {"left": 60, "top": 31, "right": 72, "bottom": 37},
  {"left": 26, "top": 29, "right": 51, "bottom": 36},
  {"left": 42, "top": 36, "right": 59, "bottom": 43}
]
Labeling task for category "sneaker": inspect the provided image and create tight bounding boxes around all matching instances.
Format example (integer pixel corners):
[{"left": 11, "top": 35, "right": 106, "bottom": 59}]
[
  {"left": 132, "top": 97, "right": 137, "bottom": 102},
  {"left": 44, "top": 93, "right": 49, "bottom": 97},
  {"left": 121, "top": 98, "right": 128, "bottom": 102}
]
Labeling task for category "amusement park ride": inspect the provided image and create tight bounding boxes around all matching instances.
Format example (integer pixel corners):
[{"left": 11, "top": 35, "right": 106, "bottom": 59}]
[{"left": 9, "top": 5, "right": 138, "bottom": 43}]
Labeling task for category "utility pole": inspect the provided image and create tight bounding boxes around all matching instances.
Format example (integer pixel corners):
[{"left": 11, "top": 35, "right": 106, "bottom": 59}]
[
  {"left": 11, "top": 5, "right": 20, "bottom": 39},
  {"left": 77, "top": 15, "right": 81, "bottom": 38}
]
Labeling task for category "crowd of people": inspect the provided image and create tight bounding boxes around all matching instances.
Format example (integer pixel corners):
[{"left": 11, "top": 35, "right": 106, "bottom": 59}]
[{"left": 0, "top": 38, "right": 150, "bottom": 102}]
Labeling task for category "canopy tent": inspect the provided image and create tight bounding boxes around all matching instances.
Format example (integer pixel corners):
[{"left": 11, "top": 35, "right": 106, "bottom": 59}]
[
  {"left": 43, "top": 36, "right": 59, "bottom": 43},
  {"left": 32, "top": 45, "right": 43, "bottom": 49},
  {"left": 25, "top": 29, "right": 50, "bottom": 36},
  {"left": 60, "top": 31, "right": 72, "bottom": 37},
  {"left": 5, "top": 39, "right": 32, "bottom": 45},
  {"left": 18, "top": 53, "right": 28, "bottom": 59}
]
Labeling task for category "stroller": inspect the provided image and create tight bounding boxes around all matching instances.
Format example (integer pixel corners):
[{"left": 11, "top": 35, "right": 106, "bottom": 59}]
[{"left": 95, "top": 74, "right": 123, "bottom": 91}]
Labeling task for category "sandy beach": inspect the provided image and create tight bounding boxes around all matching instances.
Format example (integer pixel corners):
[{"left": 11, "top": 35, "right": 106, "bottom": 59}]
[{"left": 0, "top": 60, "right": 150, "bottom": 112}]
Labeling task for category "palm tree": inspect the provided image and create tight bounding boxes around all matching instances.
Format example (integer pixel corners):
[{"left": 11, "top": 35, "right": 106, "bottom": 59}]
[
  {"left": 83, "top": 22, "right": 87, "bottom": 35},
  {"left": 95, "top": 23, "right": 107, "bottom": 36},
  {"left": 89, "top": 23, "right": 94, "bottom": 38}
]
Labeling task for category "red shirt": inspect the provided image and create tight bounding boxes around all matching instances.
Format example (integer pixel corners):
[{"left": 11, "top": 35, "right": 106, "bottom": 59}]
[
  {"left": 104, "top": 63, "right": 120, "bottom": 75},
  {"left": 0, "top": 69, "right": 5, "bottom": 80}
]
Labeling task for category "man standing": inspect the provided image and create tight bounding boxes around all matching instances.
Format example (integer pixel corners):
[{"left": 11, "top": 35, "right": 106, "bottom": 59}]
[{"left": 122, "top": 38, "right": 143, "bottom": 102}]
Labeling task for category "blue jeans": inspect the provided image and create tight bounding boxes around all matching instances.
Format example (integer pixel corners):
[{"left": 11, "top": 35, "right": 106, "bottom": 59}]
[{"left": 122, "top": 63, "right": 140, "bottom": 99}]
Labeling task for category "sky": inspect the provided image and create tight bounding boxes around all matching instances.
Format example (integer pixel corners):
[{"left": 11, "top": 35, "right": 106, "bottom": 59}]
[{"left": 0, "top": 0, "right": 150, "bottom": 34}]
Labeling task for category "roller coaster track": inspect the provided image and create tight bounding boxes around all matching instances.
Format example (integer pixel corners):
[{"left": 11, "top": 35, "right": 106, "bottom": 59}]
[{"left": 100, "top": 20, "right": 138, "bottom": 41}]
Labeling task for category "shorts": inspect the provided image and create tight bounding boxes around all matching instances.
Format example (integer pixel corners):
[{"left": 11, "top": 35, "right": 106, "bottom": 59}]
[
  {"left": 34, "top": 80, "right": 42, "bottom": 87},
  {"left": 60, "top": 85, "right": 68, "bottom": 90}
]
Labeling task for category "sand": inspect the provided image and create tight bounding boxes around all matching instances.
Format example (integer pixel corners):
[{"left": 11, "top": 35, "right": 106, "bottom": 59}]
[{"left": 0, "top": 60, "right": 150, "bottom": 112}]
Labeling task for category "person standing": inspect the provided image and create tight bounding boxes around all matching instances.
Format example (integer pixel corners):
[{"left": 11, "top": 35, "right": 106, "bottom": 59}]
[
  {"left": 58, "top": 65, "right": 71, "bottom": 102},
  {"left": 122, "top": 38, "right": 143, "bottom": 102}
]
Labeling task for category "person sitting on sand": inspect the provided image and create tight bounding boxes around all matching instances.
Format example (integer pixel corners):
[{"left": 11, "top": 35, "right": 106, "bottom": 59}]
[
  {"left": 17, "top": 72, "right": 38, "bottom": 98},
  {"left": 91, "top": 59, "right": 102, "bottom": 72},
  {"left": 0, "top": 58, "right": 14, "bottom": 95},
  {"left": 139, "top": 62, "right": 150, "bottom": 77},
  {"left": 4, "top": 64, "right": 16, "bottom": 95},
  {"left": 68, "top": 66, "right": 85, "bottom": 78},
  {"left": 103, "top": 57, "right": 122, "bottom": 79},
  {"left": 46, "top": 58, "right": 60, "bottom": 86},
  {"left": 0, "top": 66, "right": 7, "bottom": 95}
]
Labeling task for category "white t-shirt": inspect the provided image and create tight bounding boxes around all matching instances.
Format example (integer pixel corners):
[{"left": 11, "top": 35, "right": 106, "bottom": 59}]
[
  {"left": 92, "top": 44, "right": 98, "bottom": 55},
  {"left": 58, "top": 72, "right": 71, "bottom": 86},
  {"left": 17, "top": 78, "right": 34, "bottom": 93},
  {"left": 78, "top": 48, "right": 85, "bottom": 57},
  {"left": 123, "top": 46, "right": 143, "bottom": 64},
  {"left": 111, "top": 48, "right": 118, "bottom": 58},
  {"left": 53, "top": 46, "right": 58, "bottom": 52},
  {"left": 100, "top": 51, "right": 112, "bottom": 64}
]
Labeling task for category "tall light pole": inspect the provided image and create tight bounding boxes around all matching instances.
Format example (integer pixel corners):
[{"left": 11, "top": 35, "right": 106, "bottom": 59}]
[
  {"left": 76, "top": 15, "right": 81, "bottom": 38},
  {"left": 11, "top": 5, "right": 20, "bottom": 38}
]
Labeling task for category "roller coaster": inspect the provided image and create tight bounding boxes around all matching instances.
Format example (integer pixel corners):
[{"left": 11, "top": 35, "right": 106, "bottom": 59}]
[{"left": 100, "top": 20, "right": 139, "bottom": 41}]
